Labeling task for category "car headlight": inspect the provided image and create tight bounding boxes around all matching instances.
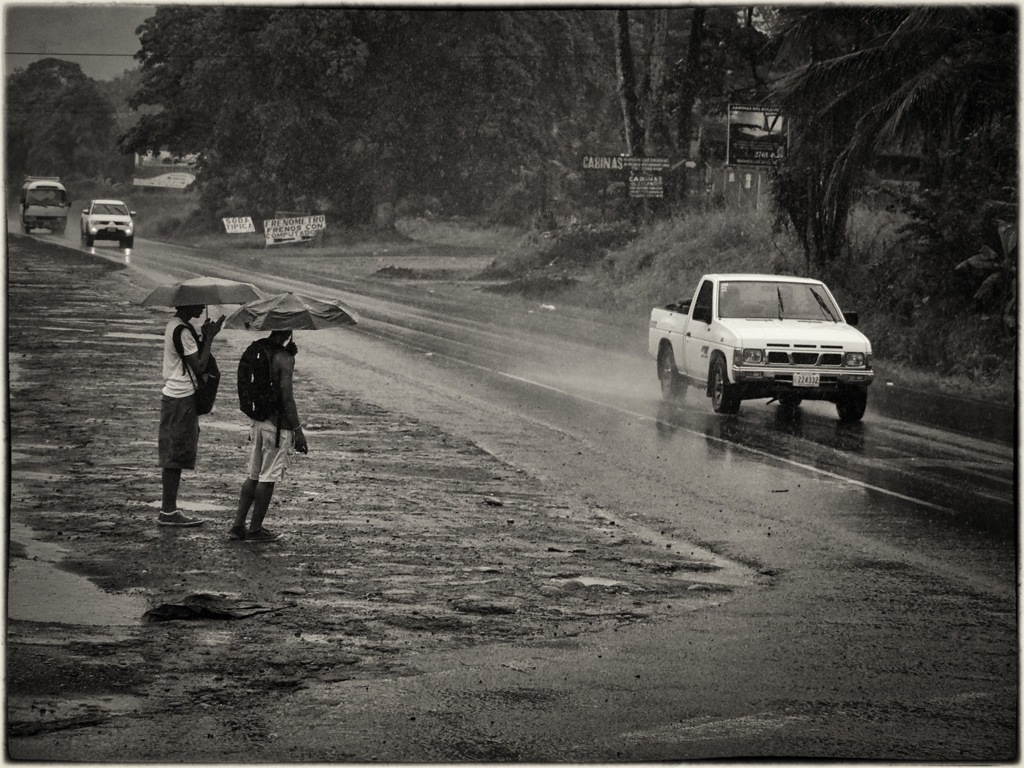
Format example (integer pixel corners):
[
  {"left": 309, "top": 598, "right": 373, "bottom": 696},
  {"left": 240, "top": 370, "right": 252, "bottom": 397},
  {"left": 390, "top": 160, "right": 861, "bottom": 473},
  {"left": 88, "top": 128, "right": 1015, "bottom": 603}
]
[
  {"left": 89, "top": 226, "right": 98, "bottom": 234},
  {"left": 125, "top": 227, "right": 133, "bottom": 235},
  {"left": 844, "top": 352, "right": 866, "bottom": 367},
  {"left": 733, "top": 348, "right": 764, "bottom": 366}
]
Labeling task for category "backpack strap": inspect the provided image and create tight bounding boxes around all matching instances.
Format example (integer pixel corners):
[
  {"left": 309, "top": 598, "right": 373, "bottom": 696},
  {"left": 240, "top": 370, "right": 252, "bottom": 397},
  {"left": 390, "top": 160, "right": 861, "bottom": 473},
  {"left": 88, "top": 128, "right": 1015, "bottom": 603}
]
[{"left": 172, "top": 321, "right": 202, "bottom": 389}]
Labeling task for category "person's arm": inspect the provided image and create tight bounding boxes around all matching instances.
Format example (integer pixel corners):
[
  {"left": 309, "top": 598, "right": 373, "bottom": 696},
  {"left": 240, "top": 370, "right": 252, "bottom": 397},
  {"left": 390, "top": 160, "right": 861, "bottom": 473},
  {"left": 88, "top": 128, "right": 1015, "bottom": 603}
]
[
  {"left": 196, "top": 315, "right": 225, "bottom": 373},
  {"left": 276, "top": 353, "right": 308, "bottom": 453}
]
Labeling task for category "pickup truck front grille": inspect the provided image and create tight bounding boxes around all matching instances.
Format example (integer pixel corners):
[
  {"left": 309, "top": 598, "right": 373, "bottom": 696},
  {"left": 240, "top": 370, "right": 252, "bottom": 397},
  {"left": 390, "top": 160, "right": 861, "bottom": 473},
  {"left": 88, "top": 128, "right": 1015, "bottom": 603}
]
[{"left": 766, "top": 351, "right": 844, "bottom": 366}]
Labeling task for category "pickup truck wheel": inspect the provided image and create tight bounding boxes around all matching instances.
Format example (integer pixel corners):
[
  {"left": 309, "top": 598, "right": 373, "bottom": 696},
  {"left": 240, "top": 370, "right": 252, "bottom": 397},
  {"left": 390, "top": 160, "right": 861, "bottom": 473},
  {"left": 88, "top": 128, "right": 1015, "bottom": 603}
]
[
  {"left": 84, "top": 233, "right": 94, "bottom": 247},
  {"left": 836, "top": 389, "right": 868, "bottom": 422},
  {"left": 657, "top": 346, "right": 683, "bottom": 401},
  {"left": 710, "top": 357, "right": 741, "bottom": 414}
]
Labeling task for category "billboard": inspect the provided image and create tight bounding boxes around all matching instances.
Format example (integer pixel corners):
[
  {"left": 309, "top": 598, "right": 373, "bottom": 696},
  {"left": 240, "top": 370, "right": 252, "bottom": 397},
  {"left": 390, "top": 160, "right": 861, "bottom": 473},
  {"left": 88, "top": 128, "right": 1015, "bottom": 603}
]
[
  {"left": 263, "top": 214, "right": 327, "bottom": 245},
  {"left": 582, "top": 155, "right": 670, "bottom": 198},
  {"left": 727, "top": 105, "right": 787, "bottom": 166},
  {"left": 133, "top": 172, "right": 195, "bottom": 189}
]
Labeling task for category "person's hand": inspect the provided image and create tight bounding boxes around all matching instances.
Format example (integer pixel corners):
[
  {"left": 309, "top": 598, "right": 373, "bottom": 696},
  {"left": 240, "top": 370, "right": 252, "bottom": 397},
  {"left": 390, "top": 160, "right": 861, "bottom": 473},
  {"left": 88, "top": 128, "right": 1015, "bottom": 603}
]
[
  {"left": 202, "top": 314, "right": 226, "bottom": 338},
  {"left": 294, "top": 428, "right": 308, "bottom": 454}
]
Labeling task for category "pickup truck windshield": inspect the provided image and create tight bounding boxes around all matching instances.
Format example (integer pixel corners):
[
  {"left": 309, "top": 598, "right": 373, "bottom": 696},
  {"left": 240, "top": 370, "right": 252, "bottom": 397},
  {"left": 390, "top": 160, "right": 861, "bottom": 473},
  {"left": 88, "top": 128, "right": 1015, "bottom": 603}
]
[{"left": 718, "top": 281, "right": 842, "bottom": 322}]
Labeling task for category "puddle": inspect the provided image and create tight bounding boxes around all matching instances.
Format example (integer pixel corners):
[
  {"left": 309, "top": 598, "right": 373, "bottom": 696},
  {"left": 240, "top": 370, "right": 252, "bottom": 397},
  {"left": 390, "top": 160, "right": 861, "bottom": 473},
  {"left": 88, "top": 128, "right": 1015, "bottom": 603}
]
[
  {"left": 104, "top": 332, "right": 163, "bottom": 340},
  {"left": 8, "top": 521, "right": 149, "bottom": 626},
  {"left": 284, "top": 633, "right": 335, "bottom": 645},
  {"left": 8, "top": 694, "right": 146, "bottom": 726},
  {"left": 550, "top": 576, "right": 624, "bottom": 588},
  {"left": 195, "top": 629, "right": 237, "bottom": 646},
  {"left": 34, "top": 325, "right": 90, "bottom": 333},
  {"left": 12, "top": 471, "right": 70, "bottom": 483}
]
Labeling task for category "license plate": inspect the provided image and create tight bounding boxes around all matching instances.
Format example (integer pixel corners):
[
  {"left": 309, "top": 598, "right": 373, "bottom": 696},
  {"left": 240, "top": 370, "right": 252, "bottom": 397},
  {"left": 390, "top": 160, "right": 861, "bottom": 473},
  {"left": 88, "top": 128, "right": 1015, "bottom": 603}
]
[
  {"left": 106, "top": 226, "right": 118, "bottom": 232},
  {"left": 793, "top": 372, "right": 820, "bottom": 387}
]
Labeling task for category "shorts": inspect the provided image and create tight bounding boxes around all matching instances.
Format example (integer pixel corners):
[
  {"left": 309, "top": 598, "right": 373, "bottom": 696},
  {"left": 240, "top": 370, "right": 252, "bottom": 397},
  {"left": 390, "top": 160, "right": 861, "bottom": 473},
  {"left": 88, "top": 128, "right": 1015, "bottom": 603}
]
[
  {"left": 247, "top": 420, "right": 294, "bottom": 483},
  {"left": 159, "top": 394, "right": 199, "bottom": 469}
]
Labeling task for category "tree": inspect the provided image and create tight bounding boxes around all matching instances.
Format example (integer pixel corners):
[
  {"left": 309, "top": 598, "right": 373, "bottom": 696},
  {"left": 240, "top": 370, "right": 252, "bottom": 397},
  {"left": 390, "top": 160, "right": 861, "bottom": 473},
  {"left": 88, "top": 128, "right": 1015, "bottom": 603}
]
[
  {"left": 121, "top": 8, "right": 621, "bottom": 228},
  {"left": 771, "top": 6, "right": 1017, "bottom": 267},
  {"left": 6, "top": 58, "right": 120, "bottom": 183}
]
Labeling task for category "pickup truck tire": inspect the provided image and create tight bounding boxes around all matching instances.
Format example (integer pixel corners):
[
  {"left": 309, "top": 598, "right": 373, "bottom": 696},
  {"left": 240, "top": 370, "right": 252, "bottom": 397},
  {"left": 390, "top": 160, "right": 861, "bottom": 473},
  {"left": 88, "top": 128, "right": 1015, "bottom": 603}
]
[
  {"left": 83, "top": 233, "right": 94, "bottom": 247},
  {"left": 122, "top": 236, "right": 134, "bottom": 249},
  {"left": 836, "top": 389, "right": 868, "bottom": 422},
  {"left": 657, "top": 345, "right": 683, "bottom": 400},
  {"left": 710, "top": 356, "right": 741, "bottom": 414}
]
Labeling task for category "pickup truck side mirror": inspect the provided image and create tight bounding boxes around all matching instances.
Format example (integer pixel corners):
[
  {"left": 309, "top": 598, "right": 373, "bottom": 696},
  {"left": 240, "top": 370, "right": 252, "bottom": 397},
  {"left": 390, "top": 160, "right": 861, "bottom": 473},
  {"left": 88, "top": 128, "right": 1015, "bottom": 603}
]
[
  {"left": 843, "top": 311, "right": 859, "bottom": 326},
  {"left": 82, "top": 209, "right": 88, "bottom": 215},
  {"left": 664, "top": 299, "right": 692, "bottom": 314}
]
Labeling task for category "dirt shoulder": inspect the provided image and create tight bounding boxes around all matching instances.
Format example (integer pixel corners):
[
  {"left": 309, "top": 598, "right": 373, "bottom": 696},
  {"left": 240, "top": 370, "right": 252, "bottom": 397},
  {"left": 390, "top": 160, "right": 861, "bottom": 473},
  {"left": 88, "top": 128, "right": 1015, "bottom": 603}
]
[{"left": 7, "top": 237, "right": 744, "bottom": 760}]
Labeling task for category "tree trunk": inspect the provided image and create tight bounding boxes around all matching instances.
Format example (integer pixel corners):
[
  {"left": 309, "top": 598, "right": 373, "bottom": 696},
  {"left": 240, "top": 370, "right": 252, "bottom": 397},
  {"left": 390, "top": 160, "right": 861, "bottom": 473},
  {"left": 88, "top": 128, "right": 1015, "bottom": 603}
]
[
  {"left": 642, "top": 9, "right": 669, "bottom": 156},
  {"left": 676, "top": 8, "right": 706, "bottom": 201},
  {"left": 614, "top": 10, "right": 642, "bottom": 157}
]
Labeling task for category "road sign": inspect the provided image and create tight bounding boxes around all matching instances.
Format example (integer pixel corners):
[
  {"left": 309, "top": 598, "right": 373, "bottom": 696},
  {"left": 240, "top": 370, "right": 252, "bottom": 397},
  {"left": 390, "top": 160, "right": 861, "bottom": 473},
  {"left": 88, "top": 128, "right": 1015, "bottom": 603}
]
[
  {"left": 727, "top": 104, "right": 787, "bottom": 166},
  {"left": 582, "top": 155, "right": 669, "bottom": 172},
  {"left": 583, "top": 155, "right": 670, "bottom": 198},
  {"left": 629, "top": 173, "right": 664, "bottom": 198},
  {"left": 263, "top": 214, "right": 327, "bottom": 246},
  {"left": 223, "top": 216, "right": 256, "bottom": 234}
]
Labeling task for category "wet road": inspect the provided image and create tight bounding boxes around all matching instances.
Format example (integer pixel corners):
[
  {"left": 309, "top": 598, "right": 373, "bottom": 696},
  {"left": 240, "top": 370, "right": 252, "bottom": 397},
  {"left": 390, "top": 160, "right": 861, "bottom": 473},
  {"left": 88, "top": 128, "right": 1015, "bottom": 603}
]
[{"left": 35, "top": 230, "right": 1018, "bottom": 758}]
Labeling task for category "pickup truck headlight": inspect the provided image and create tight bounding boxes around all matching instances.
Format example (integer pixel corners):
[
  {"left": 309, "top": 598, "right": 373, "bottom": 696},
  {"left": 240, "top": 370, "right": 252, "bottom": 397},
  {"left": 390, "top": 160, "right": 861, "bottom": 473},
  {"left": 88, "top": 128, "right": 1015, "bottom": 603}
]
[
  {"left": 844, "top": 352, "right": 866, "bottom": 367},
  {"left": 125, "top": 226, "right": 133, "bottom": 235},
  {"left": 733, "top": 348, "right": 764, "bottom": 366}
]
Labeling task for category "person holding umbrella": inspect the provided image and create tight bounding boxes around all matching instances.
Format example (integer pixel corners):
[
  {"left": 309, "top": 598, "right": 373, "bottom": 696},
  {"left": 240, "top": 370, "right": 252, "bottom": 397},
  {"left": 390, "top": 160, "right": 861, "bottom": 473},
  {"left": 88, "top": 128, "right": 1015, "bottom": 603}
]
[
  {"left": 158, "top": 304, "right": 224, "bottom": 526},
  {"left": 142, "top": 277, "right": 264, "bottom": 527},
  {"left": 229, "top": 330, "right": 309, "bottom": 542},
  {"left": 225, "top": 291, "right": 356, "bottom": 542}
]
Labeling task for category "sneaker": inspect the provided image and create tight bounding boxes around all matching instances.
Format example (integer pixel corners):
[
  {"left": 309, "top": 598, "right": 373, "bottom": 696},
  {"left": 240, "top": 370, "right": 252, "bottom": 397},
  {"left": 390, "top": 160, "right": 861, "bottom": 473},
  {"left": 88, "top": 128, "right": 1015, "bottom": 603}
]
[
  {"left": 158, "top": 511, "right": 204, "bottom": 527},
  {"left": 246, "top": 527, "right": 281, "bottom": 543},
  {"left": 227, "top": 526, "right": 247, "bottom": 540}
]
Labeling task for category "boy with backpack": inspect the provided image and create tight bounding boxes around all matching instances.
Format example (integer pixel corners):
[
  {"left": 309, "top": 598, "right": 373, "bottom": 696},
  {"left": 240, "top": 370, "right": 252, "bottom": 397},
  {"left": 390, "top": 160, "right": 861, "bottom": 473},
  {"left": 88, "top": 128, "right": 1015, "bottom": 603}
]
[
  {"left": 158, "top": 304, "right": 223, "bottom": 527},
  {"left": 229, "top": 330, "right": 308, "bottom": 542}
]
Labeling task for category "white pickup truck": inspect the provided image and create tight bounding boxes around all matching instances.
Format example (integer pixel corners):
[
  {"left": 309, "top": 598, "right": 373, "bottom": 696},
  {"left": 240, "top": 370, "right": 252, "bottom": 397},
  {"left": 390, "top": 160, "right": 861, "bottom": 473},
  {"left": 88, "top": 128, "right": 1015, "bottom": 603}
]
[{"left": 649, "top": 273, "right": 874, "bottom": 421}]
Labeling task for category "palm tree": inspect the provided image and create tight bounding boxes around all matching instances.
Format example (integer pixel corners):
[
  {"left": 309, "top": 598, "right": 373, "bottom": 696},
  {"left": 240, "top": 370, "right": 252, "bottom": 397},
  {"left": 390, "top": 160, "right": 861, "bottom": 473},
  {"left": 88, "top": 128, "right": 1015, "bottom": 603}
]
[{"left": 771, "top": 6, "right": 1016, "bottom": 266}]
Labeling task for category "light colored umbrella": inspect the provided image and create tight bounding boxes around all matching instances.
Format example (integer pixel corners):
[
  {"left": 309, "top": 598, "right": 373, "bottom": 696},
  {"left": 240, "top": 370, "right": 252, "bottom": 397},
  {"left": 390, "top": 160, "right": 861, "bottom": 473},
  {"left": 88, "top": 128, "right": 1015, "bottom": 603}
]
[
  {"left": 141, "top": 277, "right": 264, "bottom": 307},
  {"left": 224, "top": 292, "right": 359, "bottom": 331}
]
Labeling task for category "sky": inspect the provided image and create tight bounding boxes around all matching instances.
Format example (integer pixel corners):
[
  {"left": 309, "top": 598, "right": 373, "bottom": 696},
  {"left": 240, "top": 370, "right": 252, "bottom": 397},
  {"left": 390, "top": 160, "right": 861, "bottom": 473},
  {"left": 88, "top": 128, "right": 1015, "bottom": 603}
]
[{"left": 4, "top": 3, "right": 156, "bottom": 81}]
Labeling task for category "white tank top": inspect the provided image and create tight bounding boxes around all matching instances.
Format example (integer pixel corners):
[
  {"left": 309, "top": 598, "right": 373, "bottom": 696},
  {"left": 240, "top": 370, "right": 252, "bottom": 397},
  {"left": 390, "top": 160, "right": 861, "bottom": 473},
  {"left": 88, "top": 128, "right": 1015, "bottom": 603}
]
[{"left": 162, "top": 318, "right": 199, "bottom": 398}]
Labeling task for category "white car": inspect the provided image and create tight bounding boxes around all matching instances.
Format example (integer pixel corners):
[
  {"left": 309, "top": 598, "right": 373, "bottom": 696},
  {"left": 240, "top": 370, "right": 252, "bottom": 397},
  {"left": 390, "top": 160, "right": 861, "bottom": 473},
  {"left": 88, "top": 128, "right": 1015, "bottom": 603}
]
[{"left": 81, "top": 199, "right": 135, "bottom": 248}]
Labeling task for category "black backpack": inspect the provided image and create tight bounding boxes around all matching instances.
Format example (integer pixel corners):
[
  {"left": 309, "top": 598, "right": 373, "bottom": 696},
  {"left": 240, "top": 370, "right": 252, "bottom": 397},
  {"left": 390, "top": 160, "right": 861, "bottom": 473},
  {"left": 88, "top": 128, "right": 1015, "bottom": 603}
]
[
  {"left": 237, "top": 338, "right": 281, "bottom": 421},
  {"left": 173, "top": 322, "right": 219, "bottom": 415}
]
